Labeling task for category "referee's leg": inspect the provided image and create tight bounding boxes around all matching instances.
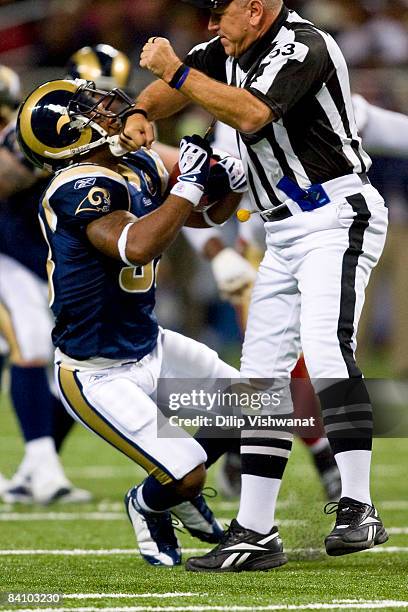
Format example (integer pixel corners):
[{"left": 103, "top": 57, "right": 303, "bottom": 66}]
[{"left": 238, "top": 248, "right": 300, "bottom": 535}]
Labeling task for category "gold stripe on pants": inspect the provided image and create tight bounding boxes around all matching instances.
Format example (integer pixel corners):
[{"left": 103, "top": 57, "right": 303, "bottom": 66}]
[{"left": 58, "top": 366, "right": 173, "bottom": 485}]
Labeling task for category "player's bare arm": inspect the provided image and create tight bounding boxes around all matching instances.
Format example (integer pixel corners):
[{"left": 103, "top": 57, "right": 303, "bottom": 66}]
[
  {"left": 86, "top": 194, "right": 196, "bottom": 266},
  {"left": 185, "top": 191, "right": 242, "bottom": 228}
]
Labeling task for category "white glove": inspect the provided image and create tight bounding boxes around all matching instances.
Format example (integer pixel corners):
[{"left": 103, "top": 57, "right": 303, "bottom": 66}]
[
  {"left": 170, "top": 134, "right": 211, "bottom": 207},
  {"left": 211, "top": 247, "right": 257, "bottom": 304},
  {"left": 212, "top": 148, "right": 247, "bottom": 193}
]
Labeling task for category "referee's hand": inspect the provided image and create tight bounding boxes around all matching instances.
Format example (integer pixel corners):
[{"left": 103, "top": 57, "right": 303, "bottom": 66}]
[
  {"left": 119, "top": 113, "right": 154, "bottom": 151},
  {"left": 140, "top": 37, "right": 182, "bottom": 84}
]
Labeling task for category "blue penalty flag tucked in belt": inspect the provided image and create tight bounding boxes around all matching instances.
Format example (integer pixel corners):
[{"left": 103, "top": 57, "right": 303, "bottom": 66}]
[{"left": 277, "top": 176, "right": 330, "bottom": 212}]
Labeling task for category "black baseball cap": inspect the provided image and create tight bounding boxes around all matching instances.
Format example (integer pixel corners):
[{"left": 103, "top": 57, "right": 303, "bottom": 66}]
[{"left": 181, "top": 0, "right": 232, "bottom": 9}]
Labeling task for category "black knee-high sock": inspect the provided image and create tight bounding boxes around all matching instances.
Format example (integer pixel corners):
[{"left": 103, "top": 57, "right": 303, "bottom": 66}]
[{"left": 318, "top": 378, "right": 373, "bottom": 455}]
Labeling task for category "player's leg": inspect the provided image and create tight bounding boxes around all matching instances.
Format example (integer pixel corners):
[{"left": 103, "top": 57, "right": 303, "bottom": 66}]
[
  {"left": 0, "top": 256, "right": 88, "bottom": 504},
  {"left": 291, "top": 355, "right": 341, "bottom": 501},
  {"left": 157, "top": 328, "right": 238, "bottom": 539},
  {"left": 187, "top": 247, "right": 300, "bottom": 572},
  {"left": 56, "top": 360, "right": 211, "bottom": 565},
  {"left": 299, "top": 193, "right": 388, "bottom": 555}
]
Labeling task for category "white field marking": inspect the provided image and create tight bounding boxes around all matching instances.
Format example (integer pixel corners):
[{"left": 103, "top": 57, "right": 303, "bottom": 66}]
[
  {"left": 388, "top": 528, "right": 408, "bottom": 535},
  {"left": 382, "top": 501, "right": 408, "bottom": 510},
  {"left": 0, "top": 513, "right": 304, "bottom": 526},
  {"left": 3, "top": 599, "right": 408, "bottom": 612},
  {"left": 67, "top": 466, "right": 141, "bottom": 479},
  {"left": 64, "top": 593, "right": 202, "bottom": 600},
  {"left": 0, "top": 512, "right": 125, "bottom": 521},
  {"left": 1, "top": 546, "right": 408, "bottom": 556}
]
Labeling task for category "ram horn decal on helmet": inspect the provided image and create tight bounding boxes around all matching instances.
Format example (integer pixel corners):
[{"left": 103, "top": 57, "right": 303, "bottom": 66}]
[{"left": 16, "top": 79, "right": 135, "bottom": 172}]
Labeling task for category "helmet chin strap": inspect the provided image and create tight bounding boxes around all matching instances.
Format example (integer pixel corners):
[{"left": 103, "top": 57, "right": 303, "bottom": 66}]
[{"left": 46, "top": 116, "right": 128, "bottom": 161}]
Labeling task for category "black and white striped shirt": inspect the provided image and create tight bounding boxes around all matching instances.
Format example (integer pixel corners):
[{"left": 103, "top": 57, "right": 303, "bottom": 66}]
[{"left": 185, "top": 5, "right": 371, "bottom": 211}]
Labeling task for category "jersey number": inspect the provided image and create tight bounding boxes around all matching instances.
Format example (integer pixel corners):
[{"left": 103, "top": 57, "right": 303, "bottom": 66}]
[
  {"left": 119, "top": 260, "right": 158, "bottom": 293},
  {"left": 270, "top": 43, "right": 296, "bottom": 59}
]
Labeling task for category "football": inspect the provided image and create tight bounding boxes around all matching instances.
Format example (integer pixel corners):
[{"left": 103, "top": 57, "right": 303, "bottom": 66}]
[{"left": 167, "top": 156, "right": 223, "bottom": 211}]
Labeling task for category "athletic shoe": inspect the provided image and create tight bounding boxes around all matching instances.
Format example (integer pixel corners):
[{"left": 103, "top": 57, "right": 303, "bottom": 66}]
[
  {"left": 171, "top": 493, "right": 224, "bottom": 543},
  {"left": 312, "top": 446, "right": 342, "bottom": 501},
  {"left": 216, "top": 451, "right": 241, "bottom": 499},
  {"left": 125, "top": 486, "right": 181, "bottom": 567},
  {"left": 324, "top": 496, "right": 388, "bottom": 556},
  {"left": 0, "top": 472, "right": 10, "bottom": 496},
  {"left": 2, "top": 472, "right": 92, "bottom": 505},
  {"left": 186, "top": 518, "right": 287, "bottom": 572}
]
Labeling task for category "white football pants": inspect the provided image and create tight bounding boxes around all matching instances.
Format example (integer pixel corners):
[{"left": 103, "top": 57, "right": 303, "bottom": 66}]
[{"left": 56, "top": 328, "right": 238, "bottom": 484}]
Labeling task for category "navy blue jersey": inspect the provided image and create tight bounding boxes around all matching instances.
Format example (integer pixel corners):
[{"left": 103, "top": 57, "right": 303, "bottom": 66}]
[
  {"left": 39, "top": 149, "right": 169, "bottom": 361},
  {"left": 0, "top": 123, "right": 49, "bottom": 280}
]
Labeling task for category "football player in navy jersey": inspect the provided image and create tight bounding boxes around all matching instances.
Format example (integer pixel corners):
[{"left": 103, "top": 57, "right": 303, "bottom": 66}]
[{"left": 16, "top": 77, "right": 244, "bottom": 566}]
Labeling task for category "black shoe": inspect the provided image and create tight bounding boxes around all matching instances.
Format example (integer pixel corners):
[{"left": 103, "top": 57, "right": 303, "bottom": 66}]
[
  {"left": 324, "top": 496, "right": 388, "bottom": 556},
  {"left": 186, "top": 519, "right": 287, "bottom": 572}
]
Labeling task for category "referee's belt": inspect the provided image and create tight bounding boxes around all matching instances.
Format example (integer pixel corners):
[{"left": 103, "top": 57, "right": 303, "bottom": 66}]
[{"left": 260, "top": 173, "right": 371, "bottom": 222}]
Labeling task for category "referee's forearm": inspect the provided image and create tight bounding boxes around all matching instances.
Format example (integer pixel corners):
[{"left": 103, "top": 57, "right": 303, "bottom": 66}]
[{"left": 179, "top": 68, "right": 274, "bottom": 133}]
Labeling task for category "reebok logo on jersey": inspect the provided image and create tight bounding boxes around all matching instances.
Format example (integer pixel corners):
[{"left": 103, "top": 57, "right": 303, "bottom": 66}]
[
  {"left": 74, "top": 178, "right": 97, "bottom": 190},
  {"left": 181, "top": 176, "right": 198, "bottom": 183}
]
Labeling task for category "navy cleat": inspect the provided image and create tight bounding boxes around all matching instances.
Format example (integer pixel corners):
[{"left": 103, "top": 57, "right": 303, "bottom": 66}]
[
  {"left": 171, "top": 493, "right": 224, "bottom": 543},
  {"left": 186, "top": 518, "right": 287, "bottom": 572},
  {"left": 324, "top": 496, "right": 388, "bottom": 556},
  {"left": 125, "top": 486, "right": 181, "bottom": 566}
]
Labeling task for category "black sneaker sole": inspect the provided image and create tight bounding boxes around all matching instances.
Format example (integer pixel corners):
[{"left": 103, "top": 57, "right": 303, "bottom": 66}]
[
  {"left": 186, "top": 552, "right": 288, "bottom": 572},
  {"left": 325, "top": 527, "right": 389, "bottom": 556}
]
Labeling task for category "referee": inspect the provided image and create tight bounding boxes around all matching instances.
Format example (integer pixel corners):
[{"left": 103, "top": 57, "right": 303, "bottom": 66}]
[{"left": 121, "top": 0, "right": 389, "bottom": 571}]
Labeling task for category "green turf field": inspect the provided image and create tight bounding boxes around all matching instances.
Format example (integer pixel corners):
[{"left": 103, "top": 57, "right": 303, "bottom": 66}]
[{"left": 0, "top": 390, "right": 407, "bottom": 612}]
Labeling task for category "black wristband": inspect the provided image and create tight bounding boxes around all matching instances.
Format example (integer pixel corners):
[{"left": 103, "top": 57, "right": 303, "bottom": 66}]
[
  {"left": 124, "top": 108, "right": 148, "bottom": 120},
  {"left": 168, "top": 63, "right": 190, "bottom": 89}
]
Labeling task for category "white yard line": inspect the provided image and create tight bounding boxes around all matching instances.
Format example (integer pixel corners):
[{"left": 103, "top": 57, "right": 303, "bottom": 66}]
[
  {"left": 64, "top": 594, "right": 201, "bottom": 600},
  {"left": 0, "top": 512, "right": 305, "bottom": 526},
  {"left": 2, "top": 599, "right": 408, "bottom": 612},
  {"left": 1, "top": 546, "right": 408, "bottom": 556}
]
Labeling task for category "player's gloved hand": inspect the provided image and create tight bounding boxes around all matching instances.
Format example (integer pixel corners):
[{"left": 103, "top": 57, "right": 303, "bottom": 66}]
[
  {"left": 170, "top": 135, "right": 212, "bottom": 207},
  {"left": 211, "top": 247, "right": 257, "bottom": 305},
  {"left": 206, "top": 149, "right": 247, "bottom": 203}
]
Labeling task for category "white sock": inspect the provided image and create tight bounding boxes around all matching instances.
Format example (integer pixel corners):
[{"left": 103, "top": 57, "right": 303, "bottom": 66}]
[
  {"left": 25, "top": 436, "right": 57, "bottom": 461},
  {"left": 335, "top": 450, "right": 372, "bottom": 504},
  {"left": 237, "top": 474, "right": 282, "bottom": 534}
]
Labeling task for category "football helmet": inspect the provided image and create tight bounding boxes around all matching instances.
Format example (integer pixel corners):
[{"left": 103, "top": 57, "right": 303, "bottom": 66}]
[
  {"left": 0, "top": 64, "right": 22, "bottom": 122},
  {"left": 67, "top": 44, "right": 131, "bottom": 90},
  {"left": 16, "top": 79, "right": 135, "bottom": 172}
]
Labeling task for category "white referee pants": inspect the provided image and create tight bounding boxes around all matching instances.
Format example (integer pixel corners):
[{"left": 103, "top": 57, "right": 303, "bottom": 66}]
[{"left": 241, "top": 183, "right": 388, "bottom": 389}]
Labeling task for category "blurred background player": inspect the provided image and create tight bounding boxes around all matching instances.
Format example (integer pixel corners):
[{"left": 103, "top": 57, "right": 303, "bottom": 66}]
[
  {"left": 0, "top": 47, "right": 132, "bottom": 504},
  {"left": 0, "top": 64, "right": 90, "bottom": 504}
]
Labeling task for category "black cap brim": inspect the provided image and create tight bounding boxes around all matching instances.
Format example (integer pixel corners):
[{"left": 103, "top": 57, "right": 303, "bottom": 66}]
[{"left": 180, "top": 0, "right": 232, "bottom": 9}]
